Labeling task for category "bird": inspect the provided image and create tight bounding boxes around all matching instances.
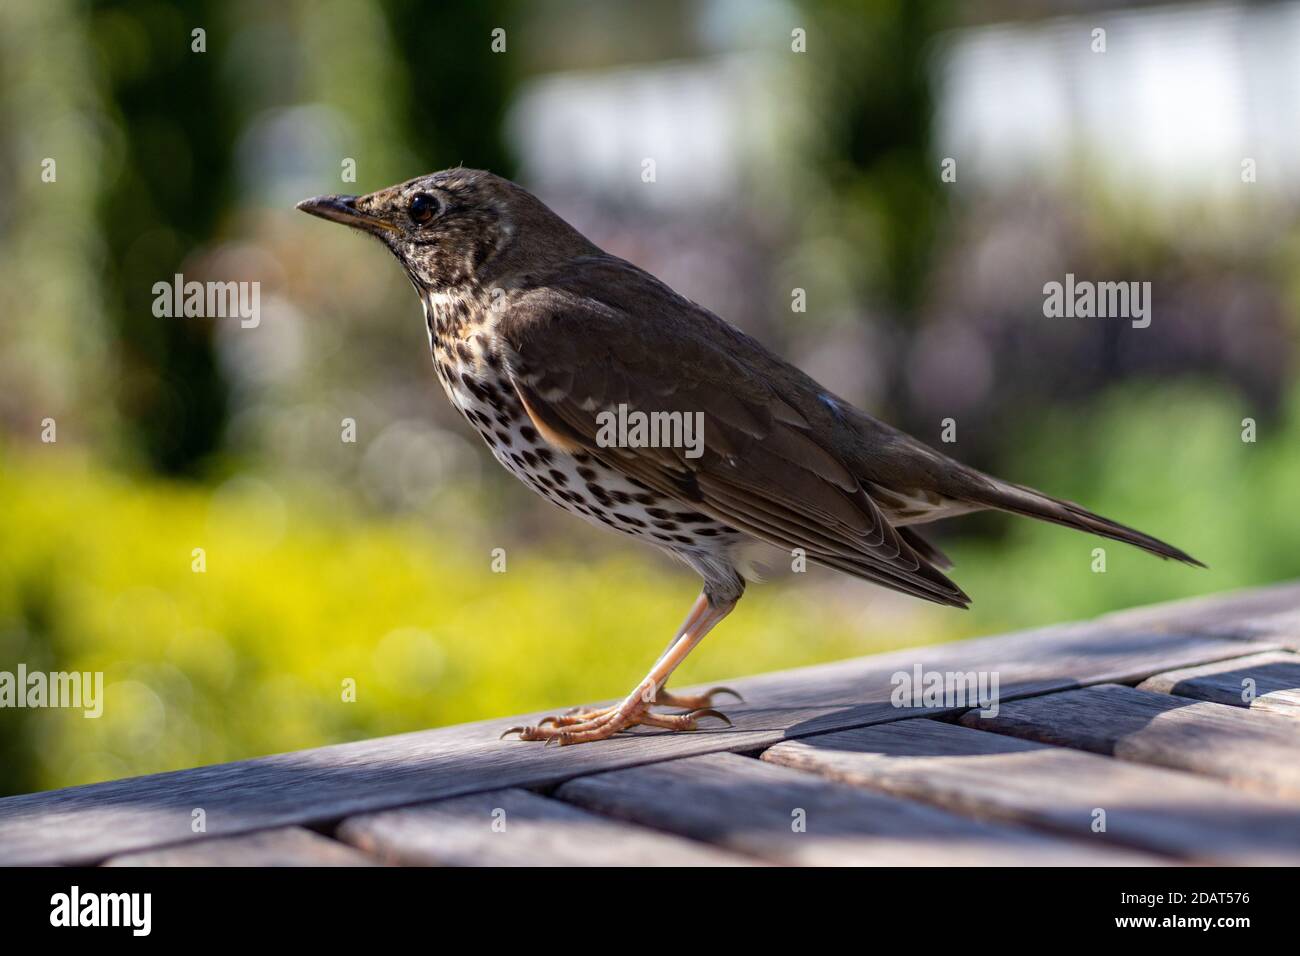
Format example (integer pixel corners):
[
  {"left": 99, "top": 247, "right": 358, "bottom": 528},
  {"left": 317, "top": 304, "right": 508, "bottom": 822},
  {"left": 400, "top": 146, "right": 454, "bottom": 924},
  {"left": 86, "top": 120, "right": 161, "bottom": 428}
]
[{"left": 298, "top": 168, "right": 1202, "bottom": 745}]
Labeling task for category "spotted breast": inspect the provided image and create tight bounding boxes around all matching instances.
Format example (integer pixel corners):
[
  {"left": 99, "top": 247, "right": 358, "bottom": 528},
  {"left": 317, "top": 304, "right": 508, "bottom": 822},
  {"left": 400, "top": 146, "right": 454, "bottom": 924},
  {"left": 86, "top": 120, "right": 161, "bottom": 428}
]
[{"left": 419, "top": 287, "right": 742, "bottom": 557}]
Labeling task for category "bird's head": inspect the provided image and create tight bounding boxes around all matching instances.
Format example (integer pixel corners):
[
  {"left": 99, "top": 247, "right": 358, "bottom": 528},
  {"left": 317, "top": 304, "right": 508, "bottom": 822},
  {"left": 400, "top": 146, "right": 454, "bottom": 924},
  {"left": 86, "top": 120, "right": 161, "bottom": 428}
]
[{"left": 297, "top": 167, "right": 594, "bottom": 292}]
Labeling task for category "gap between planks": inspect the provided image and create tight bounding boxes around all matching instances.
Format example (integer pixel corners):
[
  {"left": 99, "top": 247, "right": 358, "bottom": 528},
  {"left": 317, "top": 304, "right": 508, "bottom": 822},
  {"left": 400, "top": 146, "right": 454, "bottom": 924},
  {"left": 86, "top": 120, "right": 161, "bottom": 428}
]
[
  {"left": 1137, "top": 650, "right": 1300, "bottom": 717},
  {"left": 959, "top": 681, "right": 1300, "bottom": 800},
  {"left": 335, "top": 786, "right": 760, "bottom": 866},
  {"left": 760, "top": 719, "right": 1300, "bottom": 865}
]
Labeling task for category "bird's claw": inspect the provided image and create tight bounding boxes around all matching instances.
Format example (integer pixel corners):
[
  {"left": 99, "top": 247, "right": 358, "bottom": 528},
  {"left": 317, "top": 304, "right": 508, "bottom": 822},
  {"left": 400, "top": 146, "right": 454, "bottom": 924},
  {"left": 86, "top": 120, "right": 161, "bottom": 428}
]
[
  {"left": 705, "top": 686, "right": 744, "bottom": 704},
  {"left": 653, "top": 685, "right": 744, "bottom": 709},
  {"left": 687, "top": 707, "right": 732, "bottom": 727},
  {"left": 500, "top": 701, "right": 733, "bottom": 745}
]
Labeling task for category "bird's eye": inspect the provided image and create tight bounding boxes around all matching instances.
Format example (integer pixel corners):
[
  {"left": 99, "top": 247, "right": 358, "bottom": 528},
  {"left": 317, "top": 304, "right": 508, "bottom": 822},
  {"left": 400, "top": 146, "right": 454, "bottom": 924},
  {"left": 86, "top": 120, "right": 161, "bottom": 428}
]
[{"left": 408, "top": 193, "right": 438, "bottom": 225}]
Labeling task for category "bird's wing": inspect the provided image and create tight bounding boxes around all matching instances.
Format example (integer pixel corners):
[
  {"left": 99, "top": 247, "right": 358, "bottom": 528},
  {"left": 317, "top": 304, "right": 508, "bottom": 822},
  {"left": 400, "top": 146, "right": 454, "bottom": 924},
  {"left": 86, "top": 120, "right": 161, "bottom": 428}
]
[{"left": 496, "top": 274, "right": 969, "bottom": 608}]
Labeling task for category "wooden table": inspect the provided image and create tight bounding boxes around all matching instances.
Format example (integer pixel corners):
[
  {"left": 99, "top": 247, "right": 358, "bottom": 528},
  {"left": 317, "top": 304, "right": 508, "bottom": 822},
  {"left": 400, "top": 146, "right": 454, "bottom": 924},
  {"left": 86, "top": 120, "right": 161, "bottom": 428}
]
[{"left": 4, "top": 582, "right": 1300, "bottom": 867}]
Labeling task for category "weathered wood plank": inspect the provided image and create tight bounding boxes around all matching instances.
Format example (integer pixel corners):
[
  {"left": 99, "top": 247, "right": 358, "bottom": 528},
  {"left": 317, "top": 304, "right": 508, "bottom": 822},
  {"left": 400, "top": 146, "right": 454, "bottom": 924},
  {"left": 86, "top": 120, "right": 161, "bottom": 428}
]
[
  {"left": 762, "top": 719, "right": 1300, "bottom": 864},
  {"left": 1137, "top": 651, "right": 1300, "bottom": 718},
  {"left": 336, "top": 787, "right": 756, "bottom": 866},
  {"left": 0, "top": 588, "right": 1281, "bottom": 865},
  {"left": 103, "top": 826, "right": 377, "bottom": 867},
  {"left": 1098, "top": 581, "right": 1300, "bottom": 650},
  {"left": 556, "top": 751, "right": 1162, "bottom": 865},
  {"left": 959, "top": 683, "right": 1300, "bottom": 799}
]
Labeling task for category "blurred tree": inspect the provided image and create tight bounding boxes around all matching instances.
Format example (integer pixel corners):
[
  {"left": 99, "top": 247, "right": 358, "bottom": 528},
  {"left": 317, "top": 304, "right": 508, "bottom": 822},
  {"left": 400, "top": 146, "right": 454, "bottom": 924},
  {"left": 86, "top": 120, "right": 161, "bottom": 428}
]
[
  {"left": 92, "top": 0, "right": 238, "bottom": 476},
  {"left": 779, "top": 0, "right": 953, "bottom": 432},
  {"left": 381, "top": 0, "right": 521, "bottom": 176},
  {"left": 802, "top": 0, "right": 948, "bottom": 317}
]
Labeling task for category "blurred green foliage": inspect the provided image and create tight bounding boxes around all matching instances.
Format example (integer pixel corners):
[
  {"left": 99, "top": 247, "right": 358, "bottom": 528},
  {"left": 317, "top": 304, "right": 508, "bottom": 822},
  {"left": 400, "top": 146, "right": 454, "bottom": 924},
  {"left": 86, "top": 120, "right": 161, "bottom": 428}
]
[{"left": 951, "top": 382, "right": 1300, "bottom": 629}]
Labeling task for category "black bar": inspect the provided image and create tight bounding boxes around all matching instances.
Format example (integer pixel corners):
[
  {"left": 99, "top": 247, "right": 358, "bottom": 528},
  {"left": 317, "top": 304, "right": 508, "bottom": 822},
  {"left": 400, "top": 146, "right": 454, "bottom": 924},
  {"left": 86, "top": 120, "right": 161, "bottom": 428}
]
[{"left": 0, "top": 866, "right": 1283, "bottom": 941}]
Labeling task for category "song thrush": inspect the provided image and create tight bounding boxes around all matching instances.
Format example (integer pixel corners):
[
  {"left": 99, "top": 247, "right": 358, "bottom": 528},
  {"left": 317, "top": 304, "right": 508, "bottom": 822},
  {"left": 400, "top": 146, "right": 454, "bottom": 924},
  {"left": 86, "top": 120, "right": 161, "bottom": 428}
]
[{"left": 298, "top": 169, "right": 1201, "bottom": 745}]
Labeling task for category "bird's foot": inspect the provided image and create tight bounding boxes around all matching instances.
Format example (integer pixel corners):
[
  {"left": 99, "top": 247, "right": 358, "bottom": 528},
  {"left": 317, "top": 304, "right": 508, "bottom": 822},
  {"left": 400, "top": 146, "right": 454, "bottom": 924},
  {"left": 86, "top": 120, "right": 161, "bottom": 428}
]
[
  {"left": 501, "top": 685, "right": 732, "bottom": 745},
  {"left": 537, "top": 684, "right": 741, "bottom": 728},
  {"left": 537, "top": 702, "right": 618, "bottom": 727}
]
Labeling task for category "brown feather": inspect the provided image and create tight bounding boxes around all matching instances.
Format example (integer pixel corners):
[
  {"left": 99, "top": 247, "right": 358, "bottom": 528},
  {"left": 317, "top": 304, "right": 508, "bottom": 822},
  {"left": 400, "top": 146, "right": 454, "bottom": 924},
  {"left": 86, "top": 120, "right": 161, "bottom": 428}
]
[{"left": 501, "top": 285, "right": 970, "bottom": 609}]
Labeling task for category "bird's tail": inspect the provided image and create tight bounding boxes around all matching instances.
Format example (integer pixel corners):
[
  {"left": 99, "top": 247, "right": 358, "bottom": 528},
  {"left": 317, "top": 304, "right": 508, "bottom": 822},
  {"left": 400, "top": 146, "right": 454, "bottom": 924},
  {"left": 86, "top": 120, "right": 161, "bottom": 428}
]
[{"left": 972, "top": 479, "right": 1205, "bottom": 567}]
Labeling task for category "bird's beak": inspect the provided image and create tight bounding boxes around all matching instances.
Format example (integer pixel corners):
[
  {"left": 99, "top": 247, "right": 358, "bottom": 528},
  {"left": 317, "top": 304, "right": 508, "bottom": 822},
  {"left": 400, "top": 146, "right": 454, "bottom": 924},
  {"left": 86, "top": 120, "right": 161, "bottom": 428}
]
[{"left": 296, "top": 194, "right": 399, "bottom": 235}]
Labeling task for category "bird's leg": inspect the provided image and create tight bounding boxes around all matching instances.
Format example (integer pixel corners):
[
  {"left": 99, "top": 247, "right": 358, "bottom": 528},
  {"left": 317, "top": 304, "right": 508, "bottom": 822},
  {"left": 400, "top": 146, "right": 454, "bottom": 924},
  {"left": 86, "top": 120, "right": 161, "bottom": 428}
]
[
  {"left": 504, "top": 590, "right": 738, "bottom": 744},
  {"left": 540, "top": 595, "right": 744, "bottom": 726},
  {"left": 642, "top": 608, "right": 745, "bottom": 711}
]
